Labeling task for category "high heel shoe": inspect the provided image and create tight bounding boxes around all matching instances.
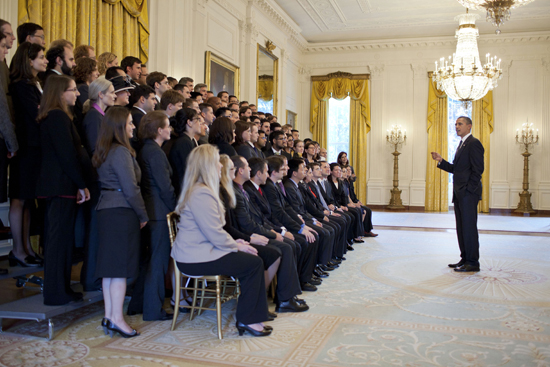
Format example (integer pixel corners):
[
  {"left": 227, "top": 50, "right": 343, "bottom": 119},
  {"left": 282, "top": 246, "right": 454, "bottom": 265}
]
[
  {"left": 8, "top": 251, "right": 40, "bottom": 267},
  {"left": 236, "top": 321, "right": 272, "bottom": 337},
  {"left": 107, "top": 322, "right": 140, "bottom": 338},
  {"left": 101, "top": 318, "right": 112, "bottom": 335}
]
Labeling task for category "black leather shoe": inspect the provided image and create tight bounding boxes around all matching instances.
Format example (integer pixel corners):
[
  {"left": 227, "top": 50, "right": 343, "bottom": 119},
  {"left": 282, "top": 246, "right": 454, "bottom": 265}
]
[
  {"left": 353, "top": 238, "right": 364, "bottom": 243},
  {"left": 127, "top": 310, "right": 142, "bottom": 316},
  {"left": 335, "top": 256, "right": 346, "bottom": 261},
  {"left": 314, "top": 269, "right": 329, "bottom": 278},
  {"left": 347, "top": 244, "right": 355, "bottom": 251},
  {"left": 267, "top": 311, "right": 277, "bottom": 321},
  {"left": 319, "top": 264, "right": 335, "bottom": 272},
  {"left": 301, "top": 282, "right": 317, "bottom": 292},
  {"left": 276, "top": 298, "right": 309, "bottom": 313},
  {"left": 236, "top": 321, "right": 272, "bottom": 337},
  {"left": 107, "top": 322, "right": 140, "bottom": 338},
  {"left": 8, "top": 251, "right": 40, "bottom": 267},
  {"left": 331, "top": 258, "right": 342, "bottom": 264},
  {"left": 155, "top": 312, "right": 174, "bottom": 321},
  {"left": 263, "top": 325, "right": 273, "bottom": 331},
  {"left": 101, "top": 318, "right": 111, "bottom": 335},
  {"left": 448, "top": 260, "right": 465, "bottom": 268},
  {"left": 327, "top": 261, "right": 339, "bottom": 268},
  {"left": 309, "top": 278, "right": 322, "bottom": 286},
  {"left": 293, "top": 296, "right": 306, "bottom": 305},
  {"left": 454, "top": 265, "right": 480, "bottom": 272}
]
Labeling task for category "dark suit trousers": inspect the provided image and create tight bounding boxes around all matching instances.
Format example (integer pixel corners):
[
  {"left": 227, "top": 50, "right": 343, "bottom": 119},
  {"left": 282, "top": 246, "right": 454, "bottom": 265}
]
[
  {"left": 268, "top": 239, "right": 302, "bottom": 300},
  {"left": 177, "top": 252, "right": 268, "bottom": 324},
  {"left": 323, "top": 219, "right": 345, "bottom": 258},
  {"left": 454, "top": 192, "right": 480, "bottom": 267},
  {"left": 142, "top": 220, "right": 171, "bottom": 320},
  {"left": 306, "top": 220, "right": 334, "bottom": 265},
  {"left": 43, "top": 197, "right": 77, "bottom": 305},
  {"left": 127, "top": 225, "right": 150, "bottom": 314},
  {"left": 292, "top": 233, "right": 317, "bottom": 284},
  {"left": 80, "top": 181, "right": 101, "bottom": 291},
  {"left": 360, "top": 205, "right": 374, "bottom": 233}
]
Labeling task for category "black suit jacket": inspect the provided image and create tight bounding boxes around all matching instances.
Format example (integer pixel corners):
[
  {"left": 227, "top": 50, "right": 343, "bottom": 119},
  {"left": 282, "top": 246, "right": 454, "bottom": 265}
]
[
  {"left": 9, "top": 79, "right": 41, "bottom": 148},
  {"left": 328, "top": 177, "right": 348, "bottom": 206},
  {"left": 300, "top": 182, "right": 325, "bottom": 219},
  {"left": 235, "top": 143, "right": 260, "bottom": 160},
  {"left": 130, "top": 107, "right": 146, "bottom": 151},
  {"left": 138, "top": 139, "right": 176, "bottom": 220},
  {"left": 221, "top": 187, "right": 251, "bottom": 242},
  {"left": 168, "top": 133, "right": 197, "bottom": 196},
  {"left": 438, "top": 135, "right": 484, "bottom": 201},
  {"left": 261, "top": 178, "right": 302, "bottom": 233},
  {"left": 317, "top": 179, "right": 337, "bottom": 207},
  {"left": 232, "top": 181, "right": 276, "bottom": 239},
  {"left": 283, "top": 178, "right": 313, "bottom": 221},
  {"left": 36, "top": 109, "right": 88, "bottom": 196},
  {"left": 215, "top": 141, "right": 237, "bottom": 157}
]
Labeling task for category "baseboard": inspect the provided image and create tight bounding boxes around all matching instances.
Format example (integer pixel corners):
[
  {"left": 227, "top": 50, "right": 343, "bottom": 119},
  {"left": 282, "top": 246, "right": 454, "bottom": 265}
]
[
  {"left": 488, "top": 208, "right": 550, "bottom": 217},
  {"left": 370, "top": 205, "right": 425, "bottom": 212}
]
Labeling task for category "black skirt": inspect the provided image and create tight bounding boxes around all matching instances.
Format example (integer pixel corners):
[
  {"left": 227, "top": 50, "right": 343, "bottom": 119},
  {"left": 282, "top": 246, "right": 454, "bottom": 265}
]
[
  {"left": 9, "top": 146, "right": 41, "bottom": 200},
  {"left": 95, "top": 207, "right": 140, "bottom": 279}
]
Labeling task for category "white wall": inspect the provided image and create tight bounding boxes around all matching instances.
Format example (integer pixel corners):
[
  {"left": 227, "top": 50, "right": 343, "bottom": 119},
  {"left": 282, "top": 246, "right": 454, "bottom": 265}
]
[{"left": 300, "top": 33, "right": 550, "bottom": 210}]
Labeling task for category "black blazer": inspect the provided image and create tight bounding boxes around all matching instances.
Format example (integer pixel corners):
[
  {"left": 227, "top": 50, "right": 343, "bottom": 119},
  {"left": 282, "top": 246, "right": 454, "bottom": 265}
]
[
  {"left": 82, "top": 107, "right": 104, "bottom": 156},
  {"left": 348, "top": 179, "right": 359, "bottom": 203},
  {"left": 73, "top": 83, "right": 88, "bottom": 139},
  {"left": 130, "top": 107, "right": 146, "bottom": 152},
  {"left": 328, "top": 177, "right": 348, "bottom": 206},
  {"left": 235, "top": 143, "right": 258, "bottom": 160},
  {"left": 138, "top": 139, "right": 176, "bottom": 220},
  {"left": 232, "top": 181, "right": 276, "bottom": 239},
  {"left": 36, "top": 109, "right": 87, "bottom": 197},
  {"left": 221, "top": 187, "right": 251, "bottom": 242},
  {"left": 215, "top": 141, "right": 237, "bottom": 157},
  {"left": 317, "top": 179, "right": 337, "bottom": 207},
  {"left": 438, "top": 134, "right": 484, "bottom": 201},
  {"left": 168, "top": 133, "right": 197, "bottom": 196},
  {"left": 299, "top": 182, "right": 325, "bottom": 220},
  {"left": 283, "top": 178, "right": 313, "bottom": 221},
  {"left": 243, "top": 181, "right": 277, "bottom": 225},
  {"left": 9, "top": 79, "right": 41, "bottom": 148},
  {"left": 261, "top": 178, "right": 302, "bottom": 233}
]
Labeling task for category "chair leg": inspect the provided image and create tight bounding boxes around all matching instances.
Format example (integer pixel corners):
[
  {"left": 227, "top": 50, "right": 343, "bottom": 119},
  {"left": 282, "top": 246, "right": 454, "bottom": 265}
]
[
  {"left": 189, "top": 278, "right": 199, "bottom": 321},
  {"left": 216, "top": 278, "right": 223, "bottom": 339},
  {"left": 171, "top": 260, "right": 181, "bottom": 331},
  {"left": 198, "top": 279, "right": 207, "bottom": 316}
]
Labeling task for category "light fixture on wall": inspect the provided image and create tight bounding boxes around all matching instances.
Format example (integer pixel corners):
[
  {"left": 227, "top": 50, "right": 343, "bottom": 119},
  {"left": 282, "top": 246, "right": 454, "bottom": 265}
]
[
  {"left": 456, "top": 0, "right": 536, "bottom": 34},
  {"left": 433, "top": 10, "right": 502, "bottom": 108},
  {"left": 514, "top": 121, "right": 539, "bottom": 213},
  {"left": 386, "top": 125, "right": 406, "bottom": 210}
]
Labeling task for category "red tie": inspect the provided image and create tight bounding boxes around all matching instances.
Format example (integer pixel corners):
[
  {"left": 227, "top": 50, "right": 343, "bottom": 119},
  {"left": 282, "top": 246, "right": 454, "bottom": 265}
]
[{"left": 259, "top": 187, "right": 264, "bottom": 197}]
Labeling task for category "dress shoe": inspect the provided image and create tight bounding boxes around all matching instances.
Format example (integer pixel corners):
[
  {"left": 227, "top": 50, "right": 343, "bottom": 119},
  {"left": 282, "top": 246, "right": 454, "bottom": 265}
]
[
  {"left": 454, "top": 265, "right": 480, "bottom": 272},
  {"left": 336, "top": 256, "right": 346, "bottom": 261},
  {"left": 126, "top": 310, "right": 142, "bottom": 316},
  {"left": 170, "top": 299, "right": 192, "bottom": 313},
  {"left": 101, "top": 318, "right": 112, "bottom": 335},
  {"left": 267, "top": 311, "right": 277, "bottom": 321},
  {"left": 236, "top": 321, "right": 272, "bottom": 337},
  {"left": 331, "top": 258, "right": 342, "bottom": 264},
  {"left": 276, "top": 298, "right": 309, "bottom": 313},
  {"left": 309, "top": 278, "right": 322, "bottom": 286},
  {"left": 353, "top": 238, "right": 364, "bottom": 243},
  {"left": 319, "top": 264, "right": 335, "bottom": 272},
  {"left": 327, "top": 261, "right": 339, "bottom": 268},
  {"left": 313, "top": 269, "right": 329, "bottom": 278},
  {"left": 107, "top": 322, "right": 140, "bottom": 338},
  {"left": 448, "top": 260, "right": 465, "bottom": 268},
  {"left": 263, "top": 325, "right": 273, "bottom": 331},
  {"left": 70, "top": 292, "right": 84, "bottom": 302},
  {"left": 145, "top": 312, "right": 173, "bottom": 321},
  {"left": 301, "top": 282, "right": 317, "bottom": 292},
  {"left": 346, "top": 244, "right": 355, "bottom": 251},
  {"left": 364, "top": 232, "right": 378, "bottom": 237},
  {"left": 293, "top": 296, "right": 306, "bottom": 305},
  {"left": 8, "top": 251, "right": 40, "bottom": 267}
]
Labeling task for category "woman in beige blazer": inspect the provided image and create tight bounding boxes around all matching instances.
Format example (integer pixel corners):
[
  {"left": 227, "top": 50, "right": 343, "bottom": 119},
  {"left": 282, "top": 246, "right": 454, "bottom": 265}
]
[{"left": 171, "top": 144, "right": 272, "bottom": 337}]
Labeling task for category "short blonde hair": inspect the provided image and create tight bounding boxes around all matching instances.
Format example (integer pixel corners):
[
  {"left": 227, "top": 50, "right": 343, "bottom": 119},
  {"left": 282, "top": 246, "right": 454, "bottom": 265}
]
[{"left": 97, "top": 52, "right": 117, "bottom": 75}]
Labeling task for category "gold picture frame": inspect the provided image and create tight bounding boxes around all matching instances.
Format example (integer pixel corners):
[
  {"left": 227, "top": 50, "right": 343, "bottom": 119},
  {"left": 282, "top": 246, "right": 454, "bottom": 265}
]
[
  {"left": 286, "top": 110, "right": 297, "bottom": 128},
  {"left": 205, "top": 51, "right": 240, "bottom": 98},
  {"left": 256, "top": 44, "right": 278, "bottom": 116}
]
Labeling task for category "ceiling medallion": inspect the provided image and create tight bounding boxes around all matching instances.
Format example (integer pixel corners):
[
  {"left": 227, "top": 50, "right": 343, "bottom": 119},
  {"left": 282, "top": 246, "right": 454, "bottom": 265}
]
[
  {"left": 457, "top": 0, "right": 536, "bottom": 34},
  {"left": 433, "top": 10, "right": 503, "bottom": 107}
]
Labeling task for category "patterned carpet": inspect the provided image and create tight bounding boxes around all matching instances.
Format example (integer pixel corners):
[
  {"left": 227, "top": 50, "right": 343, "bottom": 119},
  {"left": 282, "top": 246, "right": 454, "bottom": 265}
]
[{"left": 1, "top": 219, "right": 549, "bottom": 367}]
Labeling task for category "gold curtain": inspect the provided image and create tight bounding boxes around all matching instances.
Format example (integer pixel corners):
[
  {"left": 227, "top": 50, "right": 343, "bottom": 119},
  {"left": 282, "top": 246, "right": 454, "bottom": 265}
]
[
  {"left": 258, "top": 75, "right": 274, "bottom": 102},
  {"left": 18, "top": 0, "right": 149, "bottom": 63},
  {"left": 310, "top": 75, "right": 370, "bottom": 203},
  {"left": 472, "top": 91, "right": 493, "bottom": 213},
  {"left": 425, "top": 76, "right": 449, "bottom": 211}
]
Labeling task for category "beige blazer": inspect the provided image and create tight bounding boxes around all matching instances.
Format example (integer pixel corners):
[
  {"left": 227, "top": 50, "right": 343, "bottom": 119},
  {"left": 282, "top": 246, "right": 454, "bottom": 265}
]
[{"left": 171, "top": 184, "right": 238, "bottom": 264}]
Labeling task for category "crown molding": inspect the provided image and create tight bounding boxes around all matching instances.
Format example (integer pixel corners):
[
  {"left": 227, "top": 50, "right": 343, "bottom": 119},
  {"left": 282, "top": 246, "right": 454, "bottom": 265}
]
[
  {"left": 212, "top": 0, "right": 244, "bottom": 21},
  {"left": 252, "top": 0, "right": 302, "bottom": 38},
  {"left": 304, "top": 31, "right": 550, "bottom": 53}
]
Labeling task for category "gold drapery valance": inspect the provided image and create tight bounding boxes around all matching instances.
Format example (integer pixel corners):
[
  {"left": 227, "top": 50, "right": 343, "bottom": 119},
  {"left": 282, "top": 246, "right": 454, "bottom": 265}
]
[
  {"left": 18, "top": 0, "right": 149, "bottom": 63},
  {"left": 258, "top": 75, "right": 274, "bottom": 102},
  {"left": 472, "top": 91, "right": 493, "bottom": 213},
  {"left": 310, "top": 72, "right": 370, "bottom": 203},
  {"left": 425, "top": 74, "right": 449, "bottom": 212}
]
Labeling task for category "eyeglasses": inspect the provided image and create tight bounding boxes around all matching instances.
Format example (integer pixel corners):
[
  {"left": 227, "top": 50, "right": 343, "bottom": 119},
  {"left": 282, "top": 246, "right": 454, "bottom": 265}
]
[
  {"left": 65, "top": 88, "right": 78, "bottom": 92},
  {"left": 32, "top": 34, "right": 45, "bottom": 40}
]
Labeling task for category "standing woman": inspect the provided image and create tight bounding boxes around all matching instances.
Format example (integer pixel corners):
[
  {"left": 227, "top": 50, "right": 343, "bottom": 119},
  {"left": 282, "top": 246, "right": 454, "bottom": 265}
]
[
  {"left": 208, "top": 117, "right": 237, "bottom": 157},
  {"left": 8, "top": 42, "right": 47, "bottom": 267},
  {"left": 338, "top": 151, "right": 356, "bottom": 182},
  {"left": 93, "top": 106, "right": 148, "bottom": 338},
  {"left": 73, "top": 57, "right": 99, "bottom": 135},
  {"left": 97, "top": 52, "right": 118, "bottom": 76},
  {"left": 36, "top": 75, "right": 91, "bottom": 305},
  {"left": 132, "top": 111, "right": 177, "bottom": 321},
  {"left": 82, "top": 78, "right": 116, "bottom": 156},
  {"left": 172, "top": 145, "right": 271, "bottom": 337}
]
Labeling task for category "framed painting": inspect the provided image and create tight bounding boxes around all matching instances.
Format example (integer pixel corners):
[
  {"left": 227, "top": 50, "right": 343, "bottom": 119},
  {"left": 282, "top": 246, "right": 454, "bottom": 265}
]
[
  {"left": 205, "top": 51, "right": 240, "bottom": 98},
  {"left": 286, "top": 110, "right": 297, "bottom": 127}
]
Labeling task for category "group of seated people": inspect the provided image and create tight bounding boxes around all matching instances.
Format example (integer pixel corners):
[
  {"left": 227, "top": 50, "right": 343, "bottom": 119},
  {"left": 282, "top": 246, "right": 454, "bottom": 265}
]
[{"left": 0, "top": 20, "right": 376, "bottom": 339}]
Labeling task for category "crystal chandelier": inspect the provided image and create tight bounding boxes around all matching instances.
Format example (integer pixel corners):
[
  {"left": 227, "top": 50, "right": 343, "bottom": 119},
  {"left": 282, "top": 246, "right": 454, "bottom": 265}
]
[
  {"left": 432, "top": 11, "right": 502, "bottom": 107},
  {"left": 457, "top": 0, "right": 536, "bottom": 34}
]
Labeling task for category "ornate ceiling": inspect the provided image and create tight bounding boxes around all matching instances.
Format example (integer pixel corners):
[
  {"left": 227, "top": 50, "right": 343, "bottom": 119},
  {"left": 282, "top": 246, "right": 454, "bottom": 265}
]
[{"left": 273, "top": 0, "right": 550, "bottom": 43}]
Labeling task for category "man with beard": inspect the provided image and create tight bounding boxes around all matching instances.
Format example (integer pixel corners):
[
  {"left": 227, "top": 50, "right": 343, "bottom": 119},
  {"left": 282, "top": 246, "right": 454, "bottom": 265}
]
[{"left": 43, "top": 44, "right": 75, "bottom": 85}]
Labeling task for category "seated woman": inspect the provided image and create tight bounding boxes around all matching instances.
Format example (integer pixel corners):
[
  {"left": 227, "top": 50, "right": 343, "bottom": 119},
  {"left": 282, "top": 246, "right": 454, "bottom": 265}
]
[
  {"left": 171, "top": 144, "right": 272, "bottom": 337},
  {"left": 342, "top": 166, "right": 377, "bottom": 237},
  {"left": 293, "top": 139, "right": 304, "bottom": 158},
  {"left": 208, "top": 117, "right": 237, "bottom": 157},
  {"left": 232, "top": 121, "right": 255, "bottom": 160}
]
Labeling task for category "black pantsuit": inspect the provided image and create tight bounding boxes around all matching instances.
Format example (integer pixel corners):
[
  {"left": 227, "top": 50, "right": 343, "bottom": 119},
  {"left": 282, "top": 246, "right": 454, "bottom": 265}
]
[
  {"left": 43, "top": 197, "right": 78, "bottom": 305},
  {"left": 80, "top": 181, "right": 101, "bottom": 291},
  {"left": 177, "top": 251, "right": 268, "bottom": 325}
]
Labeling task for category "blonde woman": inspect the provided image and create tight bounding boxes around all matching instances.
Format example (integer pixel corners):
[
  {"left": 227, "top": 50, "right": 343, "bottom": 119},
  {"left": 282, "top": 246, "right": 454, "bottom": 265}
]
[
  {"left": 97, "top": 52, "right": 118, "bottom": 76},
  {"left": 171, "top": 145, "right": 272, "bottom": 337}
]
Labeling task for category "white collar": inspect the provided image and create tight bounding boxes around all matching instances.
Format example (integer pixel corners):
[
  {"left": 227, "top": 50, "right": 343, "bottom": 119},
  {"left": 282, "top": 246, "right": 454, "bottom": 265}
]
[
  {"left": 133, "top": 106, "right": 146, "bottom": 114},
  {"left": 251, "top": 180, "right": 260, "bottom": 190},
  {"left": 461, "top": 132, "right": 472, "bottom": 143}
]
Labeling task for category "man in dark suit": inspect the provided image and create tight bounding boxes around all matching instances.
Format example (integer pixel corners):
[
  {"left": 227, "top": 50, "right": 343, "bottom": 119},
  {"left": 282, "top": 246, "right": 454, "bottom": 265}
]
[
  {"left": 265, "top": 131, "right": 291, "bottom": 159},
  {"left": 129, "top": 85, "right": 157, "bottom": 151},
  {"left": 231, "top": 156, "right": 311, "bottom": 311},
  {"left": 432, "top": 116, "right": 484, "bottom": 273}
]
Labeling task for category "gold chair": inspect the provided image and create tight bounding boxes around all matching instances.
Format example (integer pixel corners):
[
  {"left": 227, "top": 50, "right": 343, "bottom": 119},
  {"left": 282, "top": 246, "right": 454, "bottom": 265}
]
[{"left": 167, "top": 212, "right": 240, "bottom": 339}]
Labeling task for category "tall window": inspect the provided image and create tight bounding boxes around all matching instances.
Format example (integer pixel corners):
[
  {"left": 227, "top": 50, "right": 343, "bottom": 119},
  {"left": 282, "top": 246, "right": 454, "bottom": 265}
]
[
  {"left": 257, "top": 99, "right": 273, "bottom": 115},
  {"left": 447, "top": 99, "right": 472, "bottom": 205},
  {"left": 327, "top": 97, "right": 351, "bottom": 163}
]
